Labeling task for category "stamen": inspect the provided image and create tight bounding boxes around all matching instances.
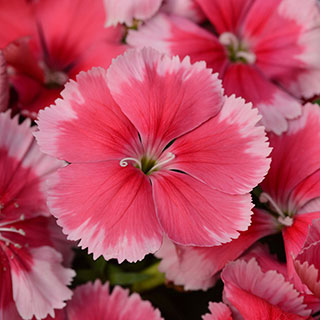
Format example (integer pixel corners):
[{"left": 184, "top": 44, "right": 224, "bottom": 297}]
[
  {"left": 260, "top": 192, "right": 286, "bottom": 218},
  {"left": 0, "top": 227, "right": 25, "bottom": 236},
  {"left": 0, "top": 235, "right": 22, "bottom": 248},
  {"left": 152, "top": 152, "right": 175, "bottom": 171},
  {"left": 45, "top": 70, "right": 68, "bottom": 86},
  {"left": 278, "top": 216, "right": 293, "bottom": 227},
  {"left": 219, "top": 32, "right": 239, "bottom": 48},
  {"left": 0, "top": 216, "right": 26, "bottom": 249},
  {"left": 0, "top": 214, "right": 25, "bottom": 228},
  {"left": 39, "top": 61, "right": 68, "bottom": 86},
  {"left": 119, "top": 157, "right": 141, "bottom": 168},
  {"left": 236, "top": 51, "right": 256, "bottom": 64}
]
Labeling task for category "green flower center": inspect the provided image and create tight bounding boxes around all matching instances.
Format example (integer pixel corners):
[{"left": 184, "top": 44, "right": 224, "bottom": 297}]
[
  {"left": 120, "top": 152, "right": 175, "bottom": 175},
  {"left": 219, "top": 32, "right": 256, "bottom": 64}
]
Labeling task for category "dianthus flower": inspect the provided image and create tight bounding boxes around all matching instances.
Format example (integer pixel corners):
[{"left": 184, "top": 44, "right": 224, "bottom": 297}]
[
  {"left": 35, "top": 48, "right": 270, "bottom": 263},
  {"left": 219, "top": 258, "right": 311, "bottom": 319},
  {"left": 255, "top": 103, "right": 320, "bottom": 283},
  {"left": 155, "top": 209, "right": 277, "bottom": 290},
  {"left": 294, "top": 219, "right": 320, "bottom": 299},
  {"left": 0, "top": 0, "right": 126, "bottom": 119},
  {"left": 0, "top": 111, "right": 75, "bottom": 320},
  {"left": 45, "top": 280, "right": 163, "bottom": 320},
  {"left": 128, "top": 0, "right": 320, "bottom": 134}
]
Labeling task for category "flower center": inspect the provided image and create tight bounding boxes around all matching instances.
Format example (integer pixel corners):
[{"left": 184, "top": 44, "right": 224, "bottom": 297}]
[
  {"left": 259, "top": 192, "right": 293, "bottom": 227},
  {"left": 120, "top": 152, "right": 175, "bottom": 175},
  {"left": 219, "top": 32, "right": 256, "bottom": 64},
  {"left": 39, "top": 61, "right": 69, "bottom": 89}
]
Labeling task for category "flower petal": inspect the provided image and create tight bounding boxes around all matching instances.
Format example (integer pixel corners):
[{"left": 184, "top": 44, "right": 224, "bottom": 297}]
[
  {"left": 11, "top": 246, "right": 75, "bottom": 320},
  {"left": 168, "top": 95, "right": 270, "bottom": 194},
  {"left": 0, "top": 0, "right": 34, "bottom": 48},
  {"left": 107, "top": 47, "right": 224, "bottom": 155},
  {"left": 161, "top": 0, "right": 205, "bottom": 23},
  {"left": 282, "top": 212, "right": 320, "bottom": 280},
  {"left": 288, "top": 170, "right": 320, "bottom": 213},
  {"left": 222, "top": 258, "right": 310, "bottom": 318},
  {"left": 0, "top": 255, "right": 18, "bottom": 320},
  {"left": 242, "top": 243, "right": 288, "bottom": 278},
  {"left": 243, "top": 0, "right": 320, "bottom": 99},
  {"left": 48, "top": 161, "right": 162, "bottom": 263},
  {"left": 104, "top": 0, "right": 162, "bottom": 27},
  {"left": 292, "top": 219, "right": 320, "bottom": 298},
  {"left": 68, "top": 41, "right": 127, "bottom": 79},
  {"left": 0, "top": 111, "right": 61, "bottom": 219},
  {"left": 262, "top": 103, "right": 320, "bottom": 209},
  {"left": 295, "top": 243, "right": 320, "bottom": 298},
  {"left": 33, "top": 0, "right": 121, "bottom": 70},
  {"left": 156, "top": 209, "right": 277, "bottom": 290},
  {"left": 0, "top": 51, "right": 9, "bottom": 112},
  {"left": 151, "top": 170, "right": 253, "bottom": 246},
  {"left": 127, "top": 14, "right": 227, "bottom": 73},
  {"left": 223, "top": 64, "right": 301, "bottom": 135},
  {"left": 202, "top": 302, "right": 232, "bottom": 320},
  {"left": 66, "top": 280, "right": 163, "bottom": 320},
  {"left": 196, "top": 0, "right": 254, "bottom": 34},
  {"left": 35, "top": 67, "right": 141, "bottom": 163}
]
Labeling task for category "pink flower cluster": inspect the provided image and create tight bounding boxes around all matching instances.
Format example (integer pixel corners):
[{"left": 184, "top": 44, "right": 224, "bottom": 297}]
[{"left": 1, "top": 0, "right": 320, "bottom": 319}]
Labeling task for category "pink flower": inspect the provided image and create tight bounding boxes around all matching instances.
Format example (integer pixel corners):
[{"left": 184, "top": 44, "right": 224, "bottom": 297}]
[
  {"left": 128, "top": 0, "right": 320, "bottom": 134},
  {"left": 104, "top": 0, "right": 163, "bottom": 27},
  {"left": 35, "top": 47, "right": 270, "bottom": 263},
  {"left": 48, "top": 280, "right": 163, "bottom": 320},
  {"left": 0, "top": 111, "right": 75, "bottom": 319},
  {"left": 256, "top": 103, "right": 320, "bottom": 284},
  {"left": 244, "top": 244, "right": 320, "bottom": 314},
  {"left": 155, "top": 209, "right": 277, "bottom": 290},
  {"left": 0, "top": 0, "right": 126, "bottom": 119},
  {"left": 294, "top": 219, "right": 320, "bottom": 299},
  {"left": 221, "top": 258, "right": 311, "bottom": 319}
]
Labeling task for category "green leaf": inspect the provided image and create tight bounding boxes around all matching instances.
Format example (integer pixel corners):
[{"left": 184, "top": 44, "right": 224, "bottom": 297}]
[
  {"left": 108, "top": 264, "right": 152, "bottom": 286},
  {"left": 132, "top": 262, "right": 165, "bottom": 292}
]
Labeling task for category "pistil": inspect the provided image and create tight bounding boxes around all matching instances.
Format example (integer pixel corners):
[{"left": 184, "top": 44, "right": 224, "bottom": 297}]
[
  {"left": 219, "top": 32, "right": 256, "bottom": 64},
  {"left": 259, "top": 192, "right": 293, "bottom": 227},
  {"left": 120, "top": 152, "right": 175, "bottom": 174},
  {"left": 39, "top": 61, "right": 68, "bottom": 88}
]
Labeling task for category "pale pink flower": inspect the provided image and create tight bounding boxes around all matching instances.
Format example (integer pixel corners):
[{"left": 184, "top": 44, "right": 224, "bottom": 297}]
[
  {"left": 255, "top": 103, "right": 320, "bottom": 285},
  {"left": 294, "top": 219, "right": 320, "bottom": 299},
  {"left": 0, "top": 111, "right": 75, "bottom": 319},
  {"left": 202, "top": 302, "right": 232, "bottom": 320},
  {"left": 104, "top": 0, "right": 163, "bottom": 27},
  {"left": 128, "top": 0, "right": 320, "bottom": 134},
  {"left": 0, "top": 0, "right": 126, "bottom": 119},
  {"left": 155, "top": 209, "right": 277, "bottom": 290},
  {"left": 35, "top": 48, "right": 270, "bottom": 263},
  {"left": 48, "top": 280, "right": 163, "bottom": 320},
  {"left": 221, "top": 258, "right": 311, "bottom": 319}
]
